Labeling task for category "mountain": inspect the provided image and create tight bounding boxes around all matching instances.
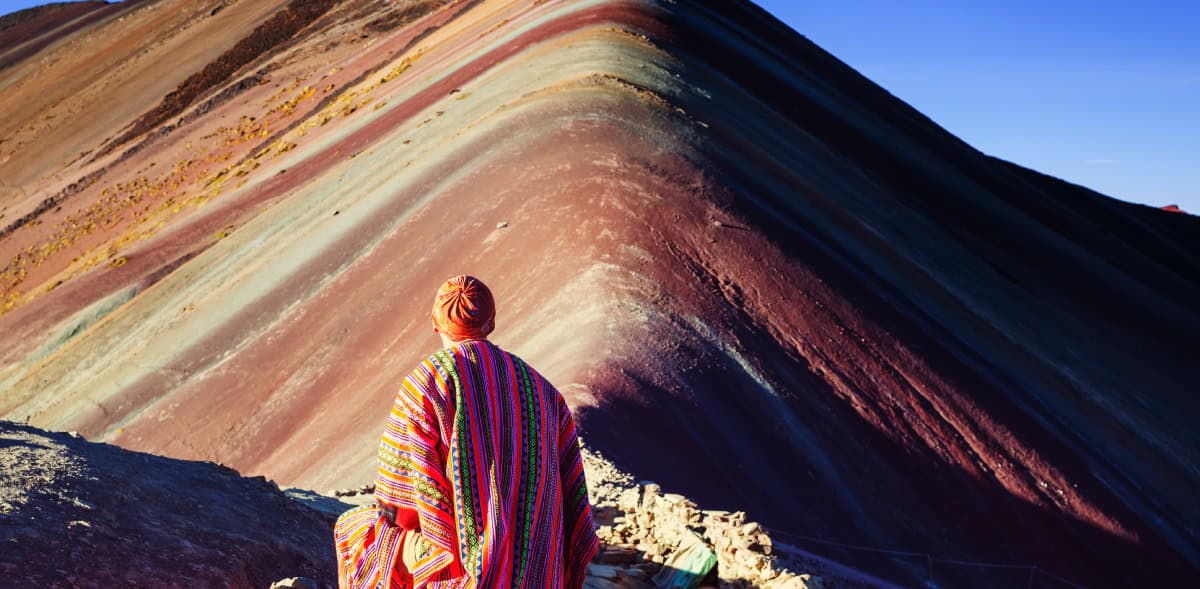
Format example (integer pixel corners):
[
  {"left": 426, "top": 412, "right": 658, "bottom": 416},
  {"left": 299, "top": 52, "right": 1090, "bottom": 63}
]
[{"left": 1, "top": 1, "right": 1198, "bottom": 586}]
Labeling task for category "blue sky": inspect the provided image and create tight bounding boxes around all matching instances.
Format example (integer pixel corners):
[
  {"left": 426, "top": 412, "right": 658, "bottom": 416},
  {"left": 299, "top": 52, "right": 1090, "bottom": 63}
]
[
  {"left": 752, "top": 0, "right": 1200, "bottom": 212},
  {"left": 0, "top": 0, "right": 107, "bottom": 16},
  {"left": 3, "top": 1, "right": 1196, "bottom": 211}
]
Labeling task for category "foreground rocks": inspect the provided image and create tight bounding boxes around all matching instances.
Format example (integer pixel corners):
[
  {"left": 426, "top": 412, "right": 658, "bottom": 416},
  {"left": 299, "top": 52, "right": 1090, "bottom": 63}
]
[
  {"left": 582, "top": 447, "right": 830, "bottom": 589},
  {"left": 0, "top": 421, "right": 335, "bottom": 588}
]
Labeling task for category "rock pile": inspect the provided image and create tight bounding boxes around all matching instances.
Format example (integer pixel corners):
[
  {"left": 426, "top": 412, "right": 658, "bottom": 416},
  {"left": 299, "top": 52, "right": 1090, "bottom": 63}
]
[{"left": 583, "top": 447, "right": 823, "bottom": 589}]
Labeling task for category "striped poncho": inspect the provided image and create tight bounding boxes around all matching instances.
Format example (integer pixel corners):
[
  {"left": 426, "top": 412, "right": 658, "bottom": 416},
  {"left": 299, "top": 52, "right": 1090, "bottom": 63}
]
[{"left": 334, "top": 340, "right": 599, "bottom": 589}]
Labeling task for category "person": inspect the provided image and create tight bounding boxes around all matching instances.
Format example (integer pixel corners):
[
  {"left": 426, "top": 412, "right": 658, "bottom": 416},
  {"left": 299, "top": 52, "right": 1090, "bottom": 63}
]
[{"left": 334, "top": 275, "right": 599, "bottom": 588}]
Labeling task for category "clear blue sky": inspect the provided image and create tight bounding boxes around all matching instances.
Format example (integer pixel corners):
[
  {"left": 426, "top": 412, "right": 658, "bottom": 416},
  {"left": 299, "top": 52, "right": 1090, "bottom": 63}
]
[
  {"left": 752, "top": 0, "right": 1200, "bottom": 212},
  {"left": 2, "top": 1, "right": 1196, "bottom": 211}
]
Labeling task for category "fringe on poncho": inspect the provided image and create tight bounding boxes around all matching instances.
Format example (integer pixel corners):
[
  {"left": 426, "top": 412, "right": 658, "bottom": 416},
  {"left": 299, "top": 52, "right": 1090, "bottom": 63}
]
[{"left": 335, "top": 340, "right": 598, "bottom": 588}]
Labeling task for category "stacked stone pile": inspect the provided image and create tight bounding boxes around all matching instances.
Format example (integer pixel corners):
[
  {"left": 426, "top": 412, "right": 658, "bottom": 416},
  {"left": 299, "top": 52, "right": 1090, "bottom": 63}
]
[{"left": 582, "top": 448, "right": 824, "bottom": 589}]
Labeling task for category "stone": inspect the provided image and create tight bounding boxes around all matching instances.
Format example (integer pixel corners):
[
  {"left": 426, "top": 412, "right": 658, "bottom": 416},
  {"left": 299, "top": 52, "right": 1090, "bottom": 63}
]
[
  {"left": 618, "top": 488, "right": 641, "bottom": 510},
  {"left": 636, "top": 540, "right": 662, "bottom": 559},
  {"left": 633, "top": 562, "right": 662, "bottom": 575},
  {"left": 625, "top": 567, "right": 650, "bottom": 581},
  {"left": 270, "top": 578, "right": 318, "bottom": 589},
  {"left": 595, "top": 547, "right": 640, "bottom": 565},
  {"left": 740, "top": 522, "right": 765, "bottom": 536},
  {"left": 588, "top": 564, "right": 625, "bottom": 580},
  {"left": 763, "top": 574, "right": 823, "bottom": 589},
  {"left": 641, "top": 483, "right": 661, "bottom": 506}
]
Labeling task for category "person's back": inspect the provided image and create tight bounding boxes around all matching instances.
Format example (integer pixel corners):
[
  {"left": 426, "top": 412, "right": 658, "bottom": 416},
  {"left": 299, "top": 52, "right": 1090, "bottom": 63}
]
[{"left": 334, "top": 276, "right": 598, "bottom": 589}]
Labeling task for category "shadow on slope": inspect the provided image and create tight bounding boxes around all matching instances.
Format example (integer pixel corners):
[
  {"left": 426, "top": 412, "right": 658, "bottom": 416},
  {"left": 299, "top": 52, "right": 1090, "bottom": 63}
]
[{"left": 579, "top": 381, "right": 1195, "bottom": 588}]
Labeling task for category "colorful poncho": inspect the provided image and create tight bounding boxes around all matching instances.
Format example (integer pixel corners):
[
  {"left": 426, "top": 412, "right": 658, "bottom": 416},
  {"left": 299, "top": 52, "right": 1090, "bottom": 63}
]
[{"left": 334, "top": 340, "right": 599, "bottom": 589}]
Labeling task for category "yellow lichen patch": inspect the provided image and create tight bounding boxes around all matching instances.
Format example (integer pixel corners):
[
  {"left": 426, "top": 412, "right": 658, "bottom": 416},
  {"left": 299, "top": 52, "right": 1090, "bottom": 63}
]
[
  {"left": 3, "top": 291, "right": 23, "bottom": 314},
  {"left": 320, "top": 52, "right": 423, "bottom": 122},
  {"left": 267, "top": 85, "right": 317, "bottom": 118},
  {"left": 271, "top": 141, "right": 297, "bottom": 156},
  {"left": 262, "top": 77, "right": 304, "bottom": 108},
  {"left": 381, "top": 55, "right": 419, "bottom": 83}
]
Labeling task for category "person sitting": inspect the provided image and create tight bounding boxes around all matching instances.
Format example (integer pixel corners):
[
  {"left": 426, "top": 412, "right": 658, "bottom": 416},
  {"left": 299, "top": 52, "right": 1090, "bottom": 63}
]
[{"left": 334, "top": 275, "right": 599, "bottom": 588}]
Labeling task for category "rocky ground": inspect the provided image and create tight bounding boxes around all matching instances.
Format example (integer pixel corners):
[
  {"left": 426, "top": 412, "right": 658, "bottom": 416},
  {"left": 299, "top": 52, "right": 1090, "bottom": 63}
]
[
  {"left": 580, "top": 446, "right": 840, "bottom": 589},
  {"left": 0, "top": 420, "right": 335, "bottom": 588}
]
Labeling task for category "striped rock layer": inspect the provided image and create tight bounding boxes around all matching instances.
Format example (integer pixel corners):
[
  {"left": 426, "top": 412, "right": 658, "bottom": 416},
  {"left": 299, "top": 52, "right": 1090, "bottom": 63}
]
[{"left": 1, "top": 1, "right": 1198, "bottom": 586}]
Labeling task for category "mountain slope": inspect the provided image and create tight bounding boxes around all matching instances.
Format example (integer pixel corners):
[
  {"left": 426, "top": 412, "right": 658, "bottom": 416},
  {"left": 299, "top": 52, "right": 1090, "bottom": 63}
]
[{"left": 1, "top": 1, "right": 1197, "bottom": 586}]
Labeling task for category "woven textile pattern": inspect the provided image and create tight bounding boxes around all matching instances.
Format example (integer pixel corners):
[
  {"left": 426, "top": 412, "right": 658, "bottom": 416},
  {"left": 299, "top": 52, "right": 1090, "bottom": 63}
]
[{"left": 335, "top": 340, "right": 599, "bottom": 588}]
